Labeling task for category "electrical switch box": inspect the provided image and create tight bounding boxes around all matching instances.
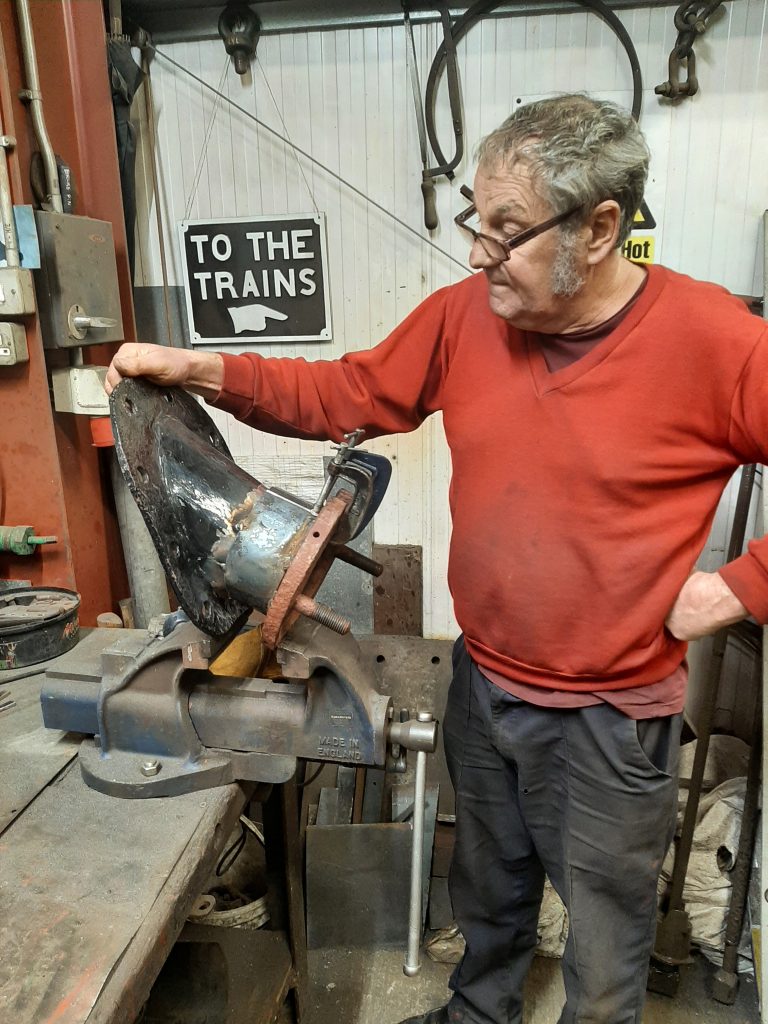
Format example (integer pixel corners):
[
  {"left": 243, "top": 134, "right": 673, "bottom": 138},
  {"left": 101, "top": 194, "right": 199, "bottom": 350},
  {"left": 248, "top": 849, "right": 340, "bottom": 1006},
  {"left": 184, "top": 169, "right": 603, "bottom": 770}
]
[
  {"left": 0, "top": 322, "right": 29, "bottom": 365},
  {"left": 51, "top": 366, "right": 110, "bottom": 415},
  {"left": 34, "top": 212, "right": 124, "bottom": 349},
  {"left": 0, "top": 267, "right": 35, "bottom": 317}
]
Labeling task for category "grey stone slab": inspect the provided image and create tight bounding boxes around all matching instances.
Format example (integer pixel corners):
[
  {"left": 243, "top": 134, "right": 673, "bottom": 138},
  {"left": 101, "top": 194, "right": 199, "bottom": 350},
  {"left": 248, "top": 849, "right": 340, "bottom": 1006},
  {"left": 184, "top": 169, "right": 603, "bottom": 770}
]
[
  {"left": 307, "top": 946, "right": 452, "bottom": 1024},
  {"left": 306, "top": 823, "right": 412, "bottom": 949},
  {"left": 306, "top": 948, "right": 759, "bottom": 1024}
]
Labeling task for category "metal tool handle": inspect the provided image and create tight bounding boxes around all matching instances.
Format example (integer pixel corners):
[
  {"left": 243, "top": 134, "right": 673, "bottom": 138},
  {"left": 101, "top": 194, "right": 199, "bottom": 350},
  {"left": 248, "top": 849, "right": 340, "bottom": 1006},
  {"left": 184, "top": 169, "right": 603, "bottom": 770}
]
[
  {"left": 421, "top": 177, "right": 438, "bottom": 231},
  {"left": 404, "top": 711, "right": 432, "bottom": 976},
  {"left": 73, "top": 314, "right": 118, "bottom": 331}
]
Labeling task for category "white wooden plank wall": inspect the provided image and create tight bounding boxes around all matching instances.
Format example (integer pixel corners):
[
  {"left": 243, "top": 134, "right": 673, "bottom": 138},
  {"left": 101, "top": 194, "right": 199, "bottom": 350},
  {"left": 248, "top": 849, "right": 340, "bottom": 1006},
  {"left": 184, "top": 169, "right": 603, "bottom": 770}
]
[{"left": 132, "top": 3, "right": 768, "bottom": 638}]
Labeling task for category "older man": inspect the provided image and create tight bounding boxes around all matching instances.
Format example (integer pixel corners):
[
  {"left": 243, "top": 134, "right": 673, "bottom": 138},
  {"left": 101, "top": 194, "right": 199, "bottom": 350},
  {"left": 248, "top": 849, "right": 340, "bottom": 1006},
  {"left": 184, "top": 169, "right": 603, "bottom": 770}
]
[{"left": 107, "top": 95, "right": 768, "bottom": 1024}]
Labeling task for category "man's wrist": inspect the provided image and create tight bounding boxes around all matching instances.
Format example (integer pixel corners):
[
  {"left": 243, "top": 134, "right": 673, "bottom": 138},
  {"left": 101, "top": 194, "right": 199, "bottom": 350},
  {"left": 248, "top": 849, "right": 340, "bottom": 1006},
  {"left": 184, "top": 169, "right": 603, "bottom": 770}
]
[
  {"left": 712, "top": 570, "right": 749, "bottom": 626},
  {"left": 185, "top": 351, "right": 225, "bottom": 399}
]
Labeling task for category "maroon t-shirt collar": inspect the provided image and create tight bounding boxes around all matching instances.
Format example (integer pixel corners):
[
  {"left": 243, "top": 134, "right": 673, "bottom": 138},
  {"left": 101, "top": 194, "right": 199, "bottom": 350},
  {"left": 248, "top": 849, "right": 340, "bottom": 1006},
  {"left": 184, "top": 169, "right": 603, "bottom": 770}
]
[{"left": 534, "top": 272, "right": 650, "bottom": 373}]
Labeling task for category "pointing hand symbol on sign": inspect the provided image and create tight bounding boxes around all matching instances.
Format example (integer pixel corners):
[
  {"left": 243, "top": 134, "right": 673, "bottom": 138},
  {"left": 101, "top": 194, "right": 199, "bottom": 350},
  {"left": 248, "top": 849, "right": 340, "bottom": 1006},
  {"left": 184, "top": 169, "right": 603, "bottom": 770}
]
[{"left": 227, "top": 303, "right": 289, "bottom": 334}]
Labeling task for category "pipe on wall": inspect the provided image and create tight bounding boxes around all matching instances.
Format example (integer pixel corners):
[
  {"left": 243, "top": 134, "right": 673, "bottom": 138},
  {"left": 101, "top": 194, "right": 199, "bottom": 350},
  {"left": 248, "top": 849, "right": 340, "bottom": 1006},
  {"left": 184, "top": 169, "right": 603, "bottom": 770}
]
[
  {"left": 0, "top": 134, "right": 20, "bottom": 268},
  {"left": 14, "top": 0, "right": 62, "bottom": 213},
  {"left": 110, "top": 453, "right": 170, "bottom": 629}
]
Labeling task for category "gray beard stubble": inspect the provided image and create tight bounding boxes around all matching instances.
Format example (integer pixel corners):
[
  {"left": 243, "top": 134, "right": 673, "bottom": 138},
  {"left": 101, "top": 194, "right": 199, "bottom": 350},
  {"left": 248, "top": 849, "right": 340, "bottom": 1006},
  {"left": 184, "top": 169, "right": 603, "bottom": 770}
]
[{"left": 550, "top": 230, "right": 585, "bottom": 298}]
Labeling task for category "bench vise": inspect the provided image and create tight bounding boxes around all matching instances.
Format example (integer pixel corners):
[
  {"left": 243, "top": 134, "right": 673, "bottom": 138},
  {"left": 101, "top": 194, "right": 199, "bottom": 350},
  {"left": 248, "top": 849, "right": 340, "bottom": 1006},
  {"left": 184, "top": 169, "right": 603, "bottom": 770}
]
[{"left": 41, "top": 379, "right": 437, "bottom": 799}]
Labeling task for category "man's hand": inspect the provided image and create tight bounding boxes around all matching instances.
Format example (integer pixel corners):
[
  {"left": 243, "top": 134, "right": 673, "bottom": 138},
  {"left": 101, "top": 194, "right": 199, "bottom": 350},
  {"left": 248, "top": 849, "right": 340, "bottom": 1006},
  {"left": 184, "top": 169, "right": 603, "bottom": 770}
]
[
  {"left": 665, "top": 570, "right": 748, "bottom": 641},
  {"left": 105, "top": 343, "right": 225, "bottom": 400}
]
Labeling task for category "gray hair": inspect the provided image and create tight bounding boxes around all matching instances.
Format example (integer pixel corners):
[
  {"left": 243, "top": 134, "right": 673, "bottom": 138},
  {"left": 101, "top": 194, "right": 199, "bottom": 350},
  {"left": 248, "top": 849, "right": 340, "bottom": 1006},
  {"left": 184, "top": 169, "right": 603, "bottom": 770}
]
[{"left": 476, "top": 94, "right": 650, "bottom": 247}]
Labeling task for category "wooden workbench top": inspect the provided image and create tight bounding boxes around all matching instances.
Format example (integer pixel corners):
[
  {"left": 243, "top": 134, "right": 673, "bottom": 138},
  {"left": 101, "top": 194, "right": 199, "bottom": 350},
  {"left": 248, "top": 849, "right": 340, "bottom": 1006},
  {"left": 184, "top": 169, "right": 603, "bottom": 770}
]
[{"left": 0, "top": 662, "right": 248, "bottom": 1024}]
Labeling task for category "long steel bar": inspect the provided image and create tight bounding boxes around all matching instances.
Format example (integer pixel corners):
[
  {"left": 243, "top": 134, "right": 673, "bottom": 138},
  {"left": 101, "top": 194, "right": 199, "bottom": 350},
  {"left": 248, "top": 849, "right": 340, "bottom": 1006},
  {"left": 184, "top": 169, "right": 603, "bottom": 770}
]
[
  {"left": 139, "top": 1, "right": 686, "bottom": 43},
  {"left": 404, "top": 745, "right": 427, "bottom": 976},
  {"left": 403, "top": 711, "right": 435, "bottom": 977}
]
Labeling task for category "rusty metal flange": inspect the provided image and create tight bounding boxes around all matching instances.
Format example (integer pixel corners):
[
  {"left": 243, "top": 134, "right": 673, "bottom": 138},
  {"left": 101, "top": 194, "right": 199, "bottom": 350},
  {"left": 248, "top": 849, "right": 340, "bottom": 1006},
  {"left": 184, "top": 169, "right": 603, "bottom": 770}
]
[{"left": 262, "top": 491, "right": 352, "bottom": 649}]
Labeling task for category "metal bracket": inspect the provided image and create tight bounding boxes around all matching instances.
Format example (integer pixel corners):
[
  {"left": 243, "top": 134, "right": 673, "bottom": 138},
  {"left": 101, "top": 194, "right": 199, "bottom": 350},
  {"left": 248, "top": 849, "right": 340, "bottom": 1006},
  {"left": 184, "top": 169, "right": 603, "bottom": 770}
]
[{"left": 110, "top": 378, "right": 389, "bottom": 644}]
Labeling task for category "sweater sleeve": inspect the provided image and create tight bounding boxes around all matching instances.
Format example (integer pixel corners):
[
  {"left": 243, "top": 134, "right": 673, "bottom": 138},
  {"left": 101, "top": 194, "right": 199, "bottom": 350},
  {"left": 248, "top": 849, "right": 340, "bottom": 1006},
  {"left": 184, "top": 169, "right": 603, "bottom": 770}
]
[
  {"left": 208, "top": 287, "right": 451, "bottom": 442},
  {"left": 718, "top": 328, "right": 768, "bottom": 622}
]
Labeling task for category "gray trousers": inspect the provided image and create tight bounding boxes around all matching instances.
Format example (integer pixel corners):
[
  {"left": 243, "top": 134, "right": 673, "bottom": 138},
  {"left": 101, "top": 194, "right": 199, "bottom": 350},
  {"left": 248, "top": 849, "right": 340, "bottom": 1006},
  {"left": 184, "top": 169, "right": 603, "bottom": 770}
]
[{"left": 443, "top": 638, "right": 681, "bottom": 1024}]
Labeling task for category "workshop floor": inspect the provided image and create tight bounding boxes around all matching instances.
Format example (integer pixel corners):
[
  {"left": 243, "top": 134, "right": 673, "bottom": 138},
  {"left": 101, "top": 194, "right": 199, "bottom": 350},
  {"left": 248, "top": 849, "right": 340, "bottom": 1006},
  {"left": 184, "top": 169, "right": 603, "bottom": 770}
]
[{"left": 307, "top": 948, "right": 760, "bottom": 1024}]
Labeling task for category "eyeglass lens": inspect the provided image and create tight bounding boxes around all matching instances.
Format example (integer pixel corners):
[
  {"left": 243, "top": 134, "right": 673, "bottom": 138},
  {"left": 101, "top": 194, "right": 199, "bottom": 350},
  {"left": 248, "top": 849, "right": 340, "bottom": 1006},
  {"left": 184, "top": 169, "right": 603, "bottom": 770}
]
[{"left": 458, "top": 222, "right": 508, "bottom": 262}]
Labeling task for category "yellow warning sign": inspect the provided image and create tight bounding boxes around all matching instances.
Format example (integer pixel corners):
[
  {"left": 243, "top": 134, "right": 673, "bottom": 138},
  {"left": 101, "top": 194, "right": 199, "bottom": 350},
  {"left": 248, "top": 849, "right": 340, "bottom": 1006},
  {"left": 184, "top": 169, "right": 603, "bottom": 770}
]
[
  {"left": 632, "top": 200, "right": 656, "bottom": 231},
  {"left": 622, "top": 235, "right": 655, "bottom": 264}
]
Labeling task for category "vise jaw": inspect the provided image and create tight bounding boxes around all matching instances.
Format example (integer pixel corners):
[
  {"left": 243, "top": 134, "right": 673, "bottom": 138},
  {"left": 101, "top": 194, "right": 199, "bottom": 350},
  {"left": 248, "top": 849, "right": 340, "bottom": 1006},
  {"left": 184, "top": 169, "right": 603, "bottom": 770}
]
[{"left": 41, "top": 615, "right": 394, "bottom": 799}]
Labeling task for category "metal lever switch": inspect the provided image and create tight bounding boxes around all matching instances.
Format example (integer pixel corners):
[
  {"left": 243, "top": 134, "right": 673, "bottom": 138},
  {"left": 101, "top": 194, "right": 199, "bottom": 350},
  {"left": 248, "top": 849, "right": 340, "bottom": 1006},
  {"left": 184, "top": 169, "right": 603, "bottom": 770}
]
[{"left": 68, "top": 303, "right": 118, "bottom": 340}]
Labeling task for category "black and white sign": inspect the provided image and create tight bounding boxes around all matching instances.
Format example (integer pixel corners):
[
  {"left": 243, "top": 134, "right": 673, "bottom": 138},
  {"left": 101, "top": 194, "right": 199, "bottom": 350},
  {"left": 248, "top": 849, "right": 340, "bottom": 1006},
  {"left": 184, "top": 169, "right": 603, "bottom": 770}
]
[{"left": 179, "top": 213, "right": 331, "bottom": 344}]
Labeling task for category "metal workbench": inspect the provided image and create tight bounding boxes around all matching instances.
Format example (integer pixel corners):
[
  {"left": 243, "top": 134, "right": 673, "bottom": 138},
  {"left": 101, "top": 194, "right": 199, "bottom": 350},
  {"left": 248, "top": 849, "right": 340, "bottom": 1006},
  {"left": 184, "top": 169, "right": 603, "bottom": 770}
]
[{"left": 0, "top": 645, "right": 306, "bottom": 1024}]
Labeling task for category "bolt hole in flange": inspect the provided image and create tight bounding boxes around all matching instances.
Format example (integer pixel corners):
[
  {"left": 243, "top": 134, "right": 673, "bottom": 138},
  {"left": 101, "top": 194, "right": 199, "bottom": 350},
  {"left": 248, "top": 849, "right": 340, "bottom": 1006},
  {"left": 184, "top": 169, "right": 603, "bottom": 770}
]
[
  {"left": 137, "top": 466, "right": 149, "bottom": 485},
  {"left": 376, "top": 654, "right": 386, "bottom": 663},
  {"left": 431, "top": 656, "right": 441, "bottom": 665},
  {"left": 124, "top": 397, "right": 134, "bottom": 414}
]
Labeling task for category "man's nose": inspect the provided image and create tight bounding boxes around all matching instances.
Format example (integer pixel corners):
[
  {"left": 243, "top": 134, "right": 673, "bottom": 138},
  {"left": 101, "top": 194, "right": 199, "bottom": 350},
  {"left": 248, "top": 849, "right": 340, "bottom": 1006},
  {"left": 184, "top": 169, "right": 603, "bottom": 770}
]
[{"left": 468, "top": 238, "right": 500, "bottom": 271}]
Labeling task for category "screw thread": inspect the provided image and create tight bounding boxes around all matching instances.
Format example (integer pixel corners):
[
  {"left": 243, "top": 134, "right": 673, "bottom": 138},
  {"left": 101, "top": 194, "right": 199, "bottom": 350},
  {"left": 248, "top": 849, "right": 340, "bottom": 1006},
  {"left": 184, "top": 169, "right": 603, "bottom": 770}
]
[{"left": 294, "top": 594, "right": 350, "bottom": 635}]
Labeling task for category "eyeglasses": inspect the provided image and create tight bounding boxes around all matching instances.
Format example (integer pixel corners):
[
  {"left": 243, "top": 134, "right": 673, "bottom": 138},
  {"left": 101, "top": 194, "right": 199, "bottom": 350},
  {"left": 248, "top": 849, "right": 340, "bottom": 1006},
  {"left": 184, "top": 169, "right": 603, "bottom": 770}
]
[{"left": 454, "top": 185, "right": 583, "bottom": 264}]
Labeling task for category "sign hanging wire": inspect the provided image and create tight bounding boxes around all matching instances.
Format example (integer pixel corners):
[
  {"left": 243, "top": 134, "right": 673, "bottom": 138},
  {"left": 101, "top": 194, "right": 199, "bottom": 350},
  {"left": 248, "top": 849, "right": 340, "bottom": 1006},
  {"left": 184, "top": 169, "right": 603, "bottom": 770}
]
[
  {"left": 183, "top": 57, "right": 231, "bottom": 221},
  {"left": 256, "top": 57, "right": 319, "bottom": 216},
  {"left": 148, "top": 44, "right": 470, "bottom": 274}
]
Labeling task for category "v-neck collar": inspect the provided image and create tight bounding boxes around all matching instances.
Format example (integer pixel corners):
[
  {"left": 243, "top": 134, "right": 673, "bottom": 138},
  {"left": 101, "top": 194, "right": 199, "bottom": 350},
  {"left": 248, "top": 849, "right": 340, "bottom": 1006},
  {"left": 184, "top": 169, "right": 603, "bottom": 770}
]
[{"left": 522, "top": 264, "right": 667, "bottom": 397}]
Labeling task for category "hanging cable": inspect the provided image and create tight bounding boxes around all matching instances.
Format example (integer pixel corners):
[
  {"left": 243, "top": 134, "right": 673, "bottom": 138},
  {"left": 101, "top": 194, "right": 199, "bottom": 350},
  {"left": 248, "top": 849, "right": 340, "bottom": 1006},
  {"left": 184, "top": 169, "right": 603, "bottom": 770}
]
[
  {"left": 297, "top": 761, "right": 325, "bottom": 789},
  {"left": 184, "top": 57, "right": 230, "bottom": 220},
  {"left": 148, "top": 43, "right": 470, "bottom": 275},
  {"left": 256, "top": 58, "right": 319, "bottom": 215},
  {"left": 216, "top": 819, "right": 248, "bottom": 876}
]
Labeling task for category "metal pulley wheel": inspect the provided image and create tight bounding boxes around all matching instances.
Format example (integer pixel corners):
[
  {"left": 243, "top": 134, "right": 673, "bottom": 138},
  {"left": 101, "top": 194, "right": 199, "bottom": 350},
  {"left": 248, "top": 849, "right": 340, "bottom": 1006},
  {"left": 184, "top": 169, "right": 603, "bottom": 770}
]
[{"left": 0, "top": 587, "right": 80, "bottom": 671}]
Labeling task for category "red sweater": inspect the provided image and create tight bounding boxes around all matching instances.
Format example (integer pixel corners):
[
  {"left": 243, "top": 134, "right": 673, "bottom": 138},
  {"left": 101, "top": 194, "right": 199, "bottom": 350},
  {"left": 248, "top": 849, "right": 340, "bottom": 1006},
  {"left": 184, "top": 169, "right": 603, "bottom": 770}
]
[{"left": 210, "top": 264, "right": 768, "bottom": 692}]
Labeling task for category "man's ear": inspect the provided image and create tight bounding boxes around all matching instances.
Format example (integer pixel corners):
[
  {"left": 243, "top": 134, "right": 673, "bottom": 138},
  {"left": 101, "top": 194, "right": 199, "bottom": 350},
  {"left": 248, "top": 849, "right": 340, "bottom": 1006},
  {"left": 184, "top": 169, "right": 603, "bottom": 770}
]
[{"left": 584, "top": 200, "right": 622, "bottom": 265}]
